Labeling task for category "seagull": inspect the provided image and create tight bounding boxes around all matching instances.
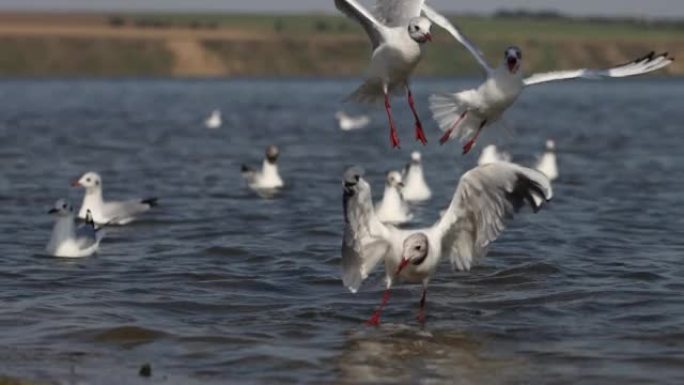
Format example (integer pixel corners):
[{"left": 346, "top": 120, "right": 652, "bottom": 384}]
[
  {"left": 424, "top": 7, "right": 674, "bottom": 154},
  {"left": 72, "top": 172, "right": 158, "bottom": 225},
  {"left": 535, "top": 140, "right": 558, "bottom": 181},
  {"left": 401, "top": 151, "right": 431, "bottom": 202},
  {"left": 375, "top": 170, "right": 413, "bottom": 225},
  {"left": 241, "top": 145, "right": 284, "bottom": 192},
  {"left": 341, "top": 162, "right": 552, "bottom": 325},
  {"left": 334, "top": 0, "right": 440, "bottom": 148},
  {"left": 477, "top": 144, "right": 511, "bottom": 166},
  {"left": 336, "top": 111, "right": 371, "bottom": 131},
  {"left": 205, "top": 109, "right": 222, "bottom": 129},
  {"left": 46, "top": 199, "right": 104, "bottom": 258}
]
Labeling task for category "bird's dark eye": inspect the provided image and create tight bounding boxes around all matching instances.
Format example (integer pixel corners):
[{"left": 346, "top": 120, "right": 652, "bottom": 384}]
[
  {"left": 86, "top": 178, "right": 91, "bottom": 182},
  {"left": 62, "top": 204, "right": 67, "bottom": 209},
  {"left": 414, "top": 246, "right": 421, "bottom": 250}
]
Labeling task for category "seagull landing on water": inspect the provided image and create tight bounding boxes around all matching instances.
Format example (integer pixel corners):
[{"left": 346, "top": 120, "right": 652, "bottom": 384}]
[
  {"left": 402, "top": 151, "right": 431, "bottom": 202},
  {"left": 241, "top": 145, "right": 284, "bottom": 193},
  {"left": 72, "top": 172, "right": 158, "bottom": 225},
  {"left": 535, "top": 140, "right": 558, "bottom": 181},
  {"left": 335, "top": 0, "right": 449, "bottom": 148},
  {"left": 335, "top": 111, "right": 371, "bottom": 131},
  {"left": 477, "top": 144, "right": 511, "bottom": 166},
  {"left": 423, "top": 8, "right": 674, "bottom": 155},
  {"left": 375, "top": 171, "right": 413, "bottom": 225},
  {"left": 205, "top": 109, "right": 222, "bottom": 129},
  {"left": 341, "top": 162, "right": 552, "bottom": 325},
  {"left": 46, "top": 199, "right": 105, "bottom": 258}
]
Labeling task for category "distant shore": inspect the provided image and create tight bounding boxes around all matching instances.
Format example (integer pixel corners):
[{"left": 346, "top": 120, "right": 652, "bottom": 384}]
[{"left": 0, "top": 12, "right": 681, "bottom": 77}]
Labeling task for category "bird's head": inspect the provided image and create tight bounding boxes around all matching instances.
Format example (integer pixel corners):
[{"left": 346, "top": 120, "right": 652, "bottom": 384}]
[
  {"left": 504, "top": 46, "right": 523, "bottom": 74},
  {"left": 411, "top": 151, "right": 422, "bottom": 163},
  {"left": 343, "top": 166, "right": 367, "bottom": 198},
  {"left": 72, "top": 171, "right": 102, "bottom": 192},
  {"left": 397, "top": 233, "right": 430, "bottom": 274},
  {"left": 265, "top": 145, "right": 280, "bottom": 164},
  {"left": 48, "top": 198, "right": 74, "bottom": 217},
  {"left": 546, "top": 140, "right": 556, "bottom": 151},
  {"left": 408, "top": 17, "right": 432, "bottom": 44},
  {"left": 385, "top": 170, "right": 404, "bottom": 189}
]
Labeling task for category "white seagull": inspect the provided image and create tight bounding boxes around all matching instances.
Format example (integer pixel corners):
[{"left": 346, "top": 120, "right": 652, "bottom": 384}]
[
  {"left": 402, "top": 151, "right": 432, "bottom": 202},
  {"left": 72, "top": 172, "right": 158, "bottom": 225},
  {"left": 424, "top": 8, "right": 674, "bottom": 154},
  {"left": 241, "top": 145, "right": 284, "bottom": 192},
  {"left": 46, "top": 199, "right": 104, "bottom": 258},
  {"left": 205, "top": 109, "right": 222, "bottom": 129},
  {"left": 334, "top": 0, "right": 440, "bottom": 148},
  {"left": 341, "top": 162, "right": 552, "bottom": 325},
  {"left": 336, "top": 111, "right": 371, "bottom": 131},
  {"left": 375, "top": 170, "right": 413, "bottom": 225},
  {"left": 477, "top": 144, "right": 511, "bottom": 166},
  {"left": 535, "top": 140, "right": 558, "bottom": 181}
]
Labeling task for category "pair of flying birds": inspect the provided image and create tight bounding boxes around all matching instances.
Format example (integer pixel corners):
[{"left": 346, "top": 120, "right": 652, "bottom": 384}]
[{"left": 335, "top": 0, "right": 674, "bottom": 152}]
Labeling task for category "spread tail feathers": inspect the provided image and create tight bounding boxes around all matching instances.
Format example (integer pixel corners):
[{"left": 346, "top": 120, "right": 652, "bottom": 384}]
[
  {"left": 429, "top": 93, "right": 480, "bottom": 143},
  {"left": 346, "top": 79, "right": 402, "bottom": 105},
  {"left": 141, "top": 198, "right": 158, "bottom": 208}
]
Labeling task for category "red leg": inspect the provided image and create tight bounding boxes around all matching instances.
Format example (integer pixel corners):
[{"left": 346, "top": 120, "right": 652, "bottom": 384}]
[
  {"left": 439, "top": 111, "right": 468, "bottom": 145},
  {"left": 417, "top": 288, "right": 427, "bottom": 324},
  {"left": 462, "top": 120, "right": 487, "bottom": 155},
  {"left": 407, "top": 88, "right": 427, "bottom": 145},
  {"left": 366, "top": 288, "right": 392, "bottom": 326},
  {"left": 384, "top": 93, "right": 400, "bottom": 148}
]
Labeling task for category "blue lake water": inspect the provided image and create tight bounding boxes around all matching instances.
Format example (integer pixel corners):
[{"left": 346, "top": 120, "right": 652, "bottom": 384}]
[{"left": 0, "top": 77, "right": 683, "bottom": 384}]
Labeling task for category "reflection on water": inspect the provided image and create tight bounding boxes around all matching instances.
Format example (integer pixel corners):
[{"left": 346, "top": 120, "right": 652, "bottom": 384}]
[{"left": 337, "top": 325, "right": 525, "bottom": 385}]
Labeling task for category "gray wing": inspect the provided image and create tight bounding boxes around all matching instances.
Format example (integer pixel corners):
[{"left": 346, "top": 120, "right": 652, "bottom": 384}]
[
  {"left": 75, "top": 222, "right": 98, "bottom": 250},
  {"left": 101, "top": 199, "right": 152, "bottom": 221},
  {"left": 374, "top": 0, "right": 424, "bottom": 27},
  {"left": 336, "top": 0, "right": 386, "bottom": 49},
  {"left": 421, "top": 4, "right": 492, "bottom": 73},
  {"left": 434, "top": 163, "right": 553, "bottom": 271},
  {"left": 524, "top": 51, "right": 673, "bottom": 86},
  {"left": 341, "top": 169, "right": 393, "bottom": 293}
]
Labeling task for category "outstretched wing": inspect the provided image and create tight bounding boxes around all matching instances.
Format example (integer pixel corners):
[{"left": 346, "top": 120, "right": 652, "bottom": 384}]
[
  {"left": 524, "top": 51, "right": 673, "bottom": 86},
  {"left": 434, "top": 163, "right": 552, "bottom": 271},
  {"left": 421, "top": 4, "right": 492, "bottom": 74},
  {"left": 375, "top": 0, "right": 424, "bottom": 27},
  {"left": 335, "top": 0, "right": 386, "bottom": 49},
  {"left": 341, "top": 168, "right": 393, "bottom": 293}
]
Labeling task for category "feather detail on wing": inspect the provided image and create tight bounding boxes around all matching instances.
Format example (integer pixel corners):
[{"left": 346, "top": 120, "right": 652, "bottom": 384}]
[
  {"left": 524, "top": 51, "right": 674, "bottom": 86},
  {"left": 421, "top": 4, "right": 492, "bottom": 73},
  {"left": 435, "top": 163, "right": 552, "bottom": 271},
  {"left": 374, "top": 0, "right": 424, "bottom": 27},
  {"left": 335, "top": 0, "right": 385, "bottom": 49},
  {"left": 341, "top": 167, "right": 392, "bottom": 293}
]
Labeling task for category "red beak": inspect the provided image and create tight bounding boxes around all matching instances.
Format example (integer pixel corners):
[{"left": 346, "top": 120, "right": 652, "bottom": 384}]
[
  {"left": 425, "top": 33, "right": 432, "bottom": 42},
  {"left": 71, "top": 179, "right": 81, "bottom": 187},
  {"left": 507, "top": 58, "right": 518, "bottom": 73},
  {"left": 395, "top": 258, "right": 410, "bottom": 275}
]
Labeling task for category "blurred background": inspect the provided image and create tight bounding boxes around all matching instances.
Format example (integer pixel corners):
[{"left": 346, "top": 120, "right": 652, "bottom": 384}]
[{"left": 0, "top": 0, "right": 682, "bottom": 77}]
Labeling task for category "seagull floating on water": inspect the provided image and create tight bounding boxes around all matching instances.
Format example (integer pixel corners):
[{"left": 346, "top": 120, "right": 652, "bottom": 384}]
[
  {"left": 341, "top": 162, "right": 552, "bottom": 325},
  {"left": 335, "top": 0, "right": 446, "bottom": 147},
  {"left": 535, "top": 140, "right": 558, "bottom": 181},
  {"left": 46, "top": 199, "right": 104, "bottom": 258},
  {"left": 375, "top": 171, "right": 413, "bottom": 225},
  {"left": 72, "top": 172, "right": 158, "bottom": 225},
  {"left": 205, "top": 109, "right": 222, "bottom": 129},
  {"left": 336, "top": 111, "right": 371, "bottom": 131},
  {"left": 241, "top": 145, "right": 284, "bottom": 192},
  {"left": 402, "top": 151, "right": 431, "bottom": 202},
  {"left": 424, "top": 8, "right": 674, "bottom": 154},
  {"left": 477, "top": 144, "right": 511, "bottom": 166}
]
